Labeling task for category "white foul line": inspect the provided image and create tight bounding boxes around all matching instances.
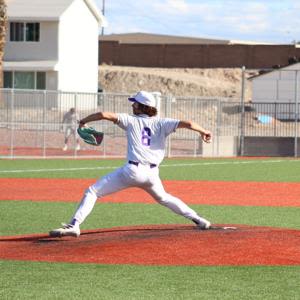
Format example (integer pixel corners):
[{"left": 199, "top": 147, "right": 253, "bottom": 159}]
[{"left": 0, "top": 159, "right": 299, "bottom": 174}]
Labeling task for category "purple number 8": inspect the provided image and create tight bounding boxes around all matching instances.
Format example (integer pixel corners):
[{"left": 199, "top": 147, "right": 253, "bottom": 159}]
[{"left": 142, "top": 127, "right": 151, "bottom": 146}]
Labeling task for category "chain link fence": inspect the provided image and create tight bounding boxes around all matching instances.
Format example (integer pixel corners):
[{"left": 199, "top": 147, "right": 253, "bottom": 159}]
[{"left": 0, "top": 87, "right": 299, "bottom": 158}]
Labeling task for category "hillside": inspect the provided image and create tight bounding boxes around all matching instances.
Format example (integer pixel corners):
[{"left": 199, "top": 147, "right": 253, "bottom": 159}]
[{"left": 99, "top": 65, "right": 256, "bottom": 101}]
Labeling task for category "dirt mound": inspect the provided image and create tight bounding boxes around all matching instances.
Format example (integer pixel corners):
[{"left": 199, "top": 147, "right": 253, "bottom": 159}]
[
  {"left": 1, "top": 224, "right": 299, "bottom": 265},
  {"left": 99, "top": 65, "right": 256, "bottom": 100}
]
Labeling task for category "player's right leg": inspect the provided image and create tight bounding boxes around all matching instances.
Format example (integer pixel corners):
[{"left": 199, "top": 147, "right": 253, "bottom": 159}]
[{"left": 49, "top": 165, "right": 133, "bottom": 237}]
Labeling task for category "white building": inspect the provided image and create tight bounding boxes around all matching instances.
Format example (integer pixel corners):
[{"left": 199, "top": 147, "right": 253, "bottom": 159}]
[
  {"left": 250, "top": 63, "right": 300, "bottom": 120},
  {"left": 3, "top": 0, "right": 105, "bottom": 95}
]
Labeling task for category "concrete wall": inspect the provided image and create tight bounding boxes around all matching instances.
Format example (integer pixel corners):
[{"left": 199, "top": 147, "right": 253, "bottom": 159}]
[
  {"left": 202, "top": 136, "right": 239, "bottom": 157},
  {"left": 202, "top": 136, "right": 300, "bottom": 157},
  {"left": 243, "top": 137, "right": 300, "bottom": 156},
  {"left": 99, "top": 42, "right": 300, "bottom": 69}
]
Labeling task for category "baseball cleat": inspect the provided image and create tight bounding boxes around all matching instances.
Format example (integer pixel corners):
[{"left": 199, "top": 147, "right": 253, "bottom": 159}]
[
  {"left": 49, "top": 223, "right": 80, "bottom": 238},
  {"left": 192, "top": 218, "right": 211, "bottom": 230}
]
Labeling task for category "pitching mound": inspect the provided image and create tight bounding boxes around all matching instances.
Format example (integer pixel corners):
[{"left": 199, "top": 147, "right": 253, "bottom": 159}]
[{"left": 0, "top": 224, "right": 299, "bottom": 266}]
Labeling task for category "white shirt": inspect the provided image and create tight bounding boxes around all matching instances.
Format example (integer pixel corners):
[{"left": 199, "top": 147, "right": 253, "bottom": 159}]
[
  {"left": 117, "top": 113, "right": 179, "bottom": 165},
  {"left": 63, "top": 111, "right": 79, "bottom": 127}
]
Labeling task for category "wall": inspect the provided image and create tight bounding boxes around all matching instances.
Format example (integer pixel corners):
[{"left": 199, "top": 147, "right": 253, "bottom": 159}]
[
  {"left": 99, "top": 42, "right": 300, "bottom": 69},
  {"left": 243, "top": 137, "right": 300, "bottom": 156},
  {"left": 251, "top": 65, "right": 300, "bottom": 119},
  {"left": 252, "top": 64, "right": 300, "bottom": 102},
  {"left": 202, "top": 136, "right": 239, "bottom": 157},
  {"left": 58, "top": 0, "right": 99, "bottom": 93},
  {"left": 46, "top": 71, "right": 58, "bottom": 90}
]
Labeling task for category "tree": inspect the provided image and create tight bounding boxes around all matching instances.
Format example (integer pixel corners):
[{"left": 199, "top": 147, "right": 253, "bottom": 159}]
[{"left": 0, "top": 0, "right": 7, "bottom": 88}]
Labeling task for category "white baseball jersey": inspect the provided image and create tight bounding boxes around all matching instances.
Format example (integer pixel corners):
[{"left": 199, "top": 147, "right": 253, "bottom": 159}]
[
  {"left": 63, "top": 111, "right": 79, "bottom": 127},
  {"left": 117, "top": 113, "right": 179, "bottom": 165},
  {"left": 70, "top": 113, "right": 210, "bottom": 229}
]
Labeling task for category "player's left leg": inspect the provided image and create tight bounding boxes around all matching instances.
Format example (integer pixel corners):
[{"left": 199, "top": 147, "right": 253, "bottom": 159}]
[
  {"left": 63, "top": 127, "right": 71, "bottom": 150},
  {"left": 143, "top": 170, "right": 211, "bottom": 229}
]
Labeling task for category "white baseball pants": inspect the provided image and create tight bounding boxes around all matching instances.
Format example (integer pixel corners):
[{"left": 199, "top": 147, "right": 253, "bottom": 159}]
[{"left": 72, "top": 162, "right": 203, "bottom": 225}]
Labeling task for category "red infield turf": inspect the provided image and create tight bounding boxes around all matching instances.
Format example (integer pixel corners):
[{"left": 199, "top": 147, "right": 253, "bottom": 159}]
[
  {"left": 1, "top": 178, "right": 300, "bottom": 266},
  {"left": 1, "top": 178, "right": 300, "bottom": 206}
]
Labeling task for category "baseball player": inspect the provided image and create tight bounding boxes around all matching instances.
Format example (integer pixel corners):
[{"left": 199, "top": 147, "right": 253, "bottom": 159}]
[
  {"left": 50, "top": 91, "right": 212, "bottom": 237},
  {"left": 61, "top": 107, "right": 81, "bottom": 151}
]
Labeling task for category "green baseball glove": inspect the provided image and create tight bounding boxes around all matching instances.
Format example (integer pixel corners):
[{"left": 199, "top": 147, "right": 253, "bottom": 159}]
[{"left": 77, "top": 126, "right": 104, "bottom": 146}]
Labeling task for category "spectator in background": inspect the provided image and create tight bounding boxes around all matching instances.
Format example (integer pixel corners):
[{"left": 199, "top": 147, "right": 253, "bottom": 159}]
[{"left": 61, "top": 107, "right": 80, "bottom": 151}]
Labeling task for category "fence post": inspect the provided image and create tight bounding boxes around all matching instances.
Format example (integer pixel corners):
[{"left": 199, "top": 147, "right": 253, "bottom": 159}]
[
  {"left": 216, "top": 99, "right": 221, "bottom": 157},
  {"left": 103, "top": 126, "right": 106, "bottom": 158},
  {"left": 74, "top": 93, "right": 78, "bottom": 158},
  {"left": 274, "top": 102, "right": 277, "bottom": 137},
  {"left": 239, "top": 66, "right": 246, "bottom": 156},
  {"left": 10, "top": 89, "right": 14, "bottom": 158},
  {"left": 193, "top": 98, "right": 197, "bottom": 157},
  {"left": 294, "top": 70, "right": 299, "bottom": 157},
  {"left": 166, "top": 95, "right": 172, "bottom": 157},
  {"left": 152, "top": 91, "right": 162, "bottom": 117},
  {"left": 43, "top": 90, "right": 47, "bottom": 158}
]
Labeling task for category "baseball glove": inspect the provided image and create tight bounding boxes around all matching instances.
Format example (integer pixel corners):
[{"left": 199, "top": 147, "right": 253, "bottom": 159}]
[{"left": 77, "top": 126, "right": 104, "bottom": 146}]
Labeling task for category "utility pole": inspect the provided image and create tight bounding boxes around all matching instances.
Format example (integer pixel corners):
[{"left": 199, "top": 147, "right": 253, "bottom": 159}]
[{"left": 101, "top": 0, "right": 105, "bottom": 36}]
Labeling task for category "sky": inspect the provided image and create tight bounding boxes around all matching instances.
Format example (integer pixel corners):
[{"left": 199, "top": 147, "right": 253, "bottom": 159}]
[{"left": 94, "top": 0, "right": 300, "bottom": 44}]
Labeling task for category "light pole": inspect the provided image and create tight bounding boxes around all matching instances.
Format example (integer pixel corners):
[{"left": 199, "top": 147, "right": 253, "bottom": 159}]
[{"left": 101, "top": 0, "right": 105, "bottom": 36}]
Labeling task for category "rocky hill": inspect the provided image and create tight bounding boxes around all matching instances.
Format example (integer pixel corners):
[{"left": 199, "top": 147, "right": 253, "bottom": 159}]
[{"left": 99, "top": 65, "right": 256, "bottom": 101}]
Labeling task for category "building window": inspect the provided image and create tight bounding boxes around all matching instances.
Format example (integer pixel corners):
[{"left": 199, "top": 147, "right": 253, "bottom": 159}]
[
  {"left": 10, "top": 22, "right": 24, "bottom": 41},
  {"left": 26, "top": 23, "right": 40, "bottom": 41},
  {"left": 4, "top": 71, "right": 13, "bottom": 88},
  {"left": 3, "top": 71, "right": 46, "bottom": 90},
  {"left": 10, "top": 22, "right": 40, "bottom": 42},
  {"left": 36, "top": 72, "right": 46, "bottom": 90},
  {"left": 14, "top": 72, "right": 35, "bottom": 89}
]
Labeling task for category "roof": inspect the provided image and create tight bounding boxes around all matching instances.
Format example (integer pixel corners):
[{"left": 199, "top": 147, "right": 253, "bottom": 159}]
[
  {"left": 99, "top": 32, "right": 230, "bottom": 44},
  {"left": 248, "top": 62, "right": 300, "bottom": 80},
  {"left": 98, "top": 32, "right": 273, "bottom": 45},
  {"left": 6, "top": 0, "right": 105, "bottom": 24},
  {"left": 3, "top": 60, "right": 59, "bottom": 71},
  {"left": 249, "top": 62, "right": 300, "bottom": 80},
  {"left": 229, "top": 39, "right": 276, "bottom": 45}
]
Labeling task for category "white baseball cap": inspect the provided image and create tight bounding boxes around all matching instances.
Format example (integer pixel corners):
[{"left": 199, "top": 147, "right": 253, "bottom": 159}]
[{"left": 128, "top": 91, "right": 156, "bottom": 107}]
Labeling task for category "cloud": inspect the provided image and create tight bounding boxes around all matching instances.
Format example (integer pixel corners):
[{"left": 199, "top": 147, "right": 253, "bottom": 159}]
[
  {"left": 154, "top": 1, "right": 213, "bottom": 16},
  {"left": 166, "top": 0, "right": 189, "bottom": 13},
  {"left": 153, "top": 0, "right": 189, "bottom": 15}
]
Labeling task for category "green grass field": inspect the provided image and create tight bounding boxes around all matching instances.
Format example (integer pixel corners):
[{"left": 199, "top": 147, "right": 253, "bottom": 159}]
[{"left": 0, "top": 158, "right": 300, "bottom": 299}]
